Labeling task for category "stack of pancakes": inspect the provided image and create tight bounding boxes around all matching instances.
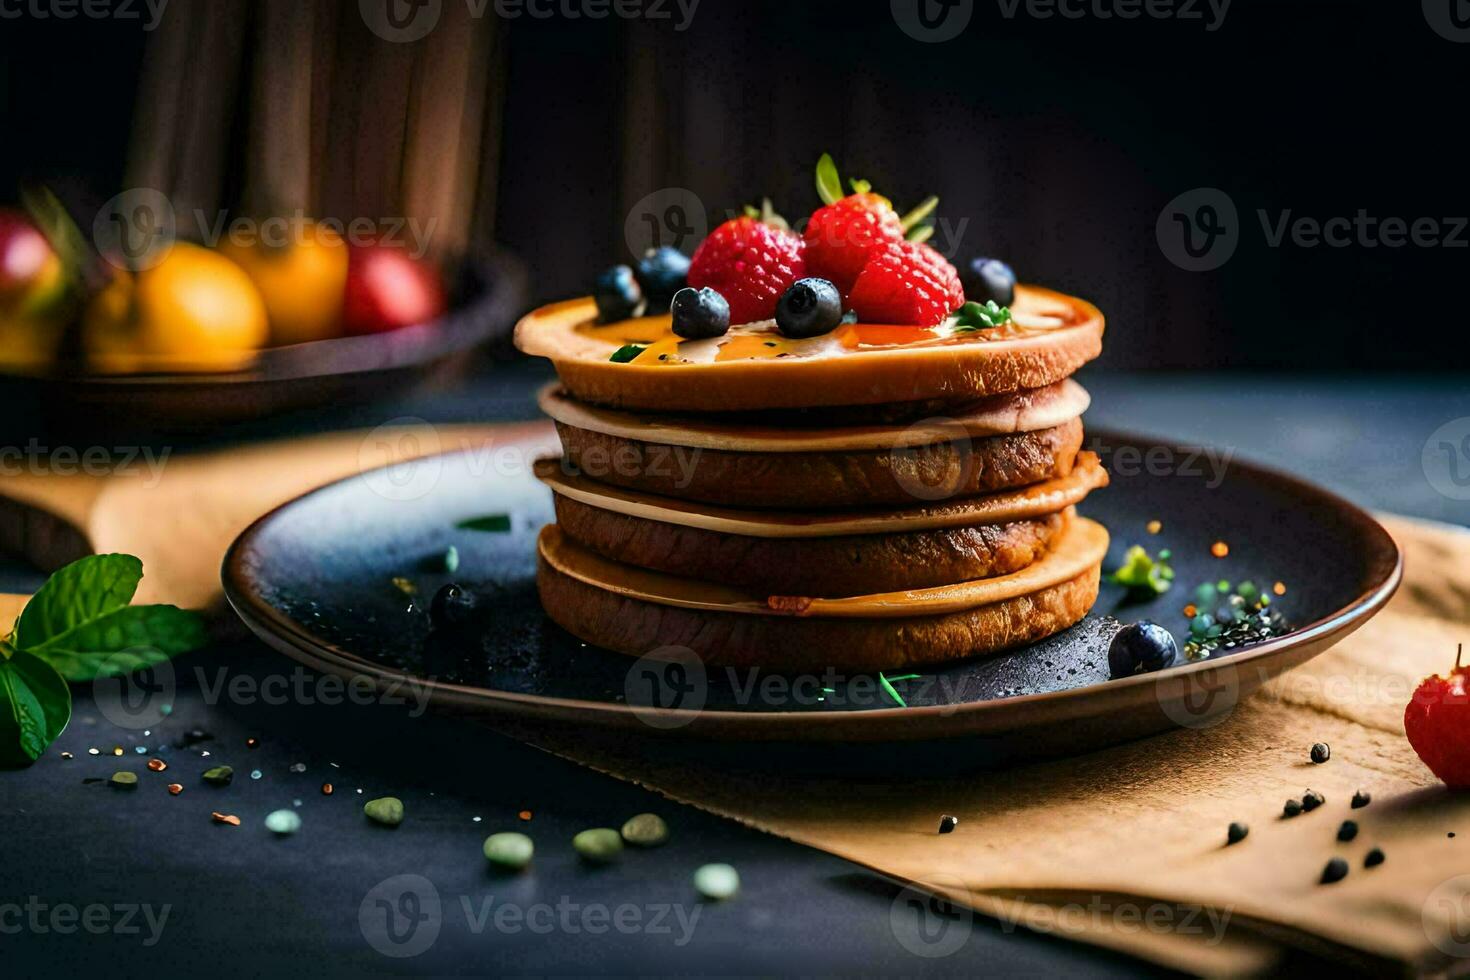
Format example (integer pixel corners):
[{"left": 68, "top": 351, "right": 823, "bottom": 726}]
[{"left": 515, "top": 285, "right": 1109, "bottom": 672}]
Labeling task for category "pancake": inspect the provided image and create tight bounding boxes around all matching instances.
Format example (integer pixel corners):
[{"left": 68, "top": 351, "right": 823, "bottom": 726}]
[
  {"left": 535, "top": 519, "right": 1108, "bottom": 671},
  {"left": 553, "top": 492, "right": 1074, "bottom": 597},
  {"left": 514, "top": 285, "right": 1103, "bottom": 413},
  {"left": 554, "top": 416, "right": 1085, "bottom": 509}
]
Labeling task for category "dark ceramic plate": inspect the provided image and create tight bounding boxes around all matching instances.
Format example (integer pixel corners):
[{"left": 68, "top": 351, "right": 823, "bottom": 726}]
[
  {"left": 2, "top": 254, "right": 527, "bottom": 431},
  {"left": 223, "top": 425, "right": 1400, "bottom": 764}
]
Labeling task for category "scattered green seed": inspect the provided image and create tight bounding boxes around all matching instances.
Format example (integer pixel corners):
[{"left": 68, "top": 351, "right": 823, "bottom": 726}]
[
  {"left": 573, "top": 828, "right": 623, "bottom": 864},
  {"left": 109, "top": 771, "right": 138, "bottom": 789},
  {"left": 265, "top": 809, "right": 302, "bottom": 835},
  {"left": 483, "top": 832, "right": 534, "bottom": 871},
  {"left": 621, "top": 813, "right": 670, "bottom": 847},
  {"left": 202, "top": 765, "right": 234, "bottom": 786},
  {"left": 364, "top": 797, "right": 405, "bottom": 827},
  {"left": 693, "top": 863, "right": 740, "bottom": 900}
]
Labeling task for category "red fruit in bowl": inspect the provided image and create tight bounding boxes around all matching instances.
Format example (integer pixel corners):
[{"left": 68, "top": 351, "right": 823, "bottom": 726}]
[
  {"left": 341, "top": 244, "right": 446, "bottom": 335},
  {"left": 687, "top": 217, "right": 806, "bottom": 325},
  {"left": 0, "top": 208, "right": 66, "bottom": 318},
  {"left": 846, "top": 240, "right": 965, "bottom": 326},
  {"left": 1405, "top": 645, "right": 1470, "bottom": 788},
  {"left": 803, "top": 192, "right": 905, "bottom": 297}
]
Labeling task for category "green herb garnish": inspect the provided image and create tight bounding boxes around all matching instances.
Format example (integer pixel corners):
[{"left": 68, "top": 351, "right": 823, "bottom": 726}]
[
  {"left": 1108, "top": 545, "right": 1175, "bottom": 599},
  {"left": 609, "top": 344, "right": 645, "bottom": 363},
  {"left": 953, "top": 300, "right": 1013, "bottom": 332},
  {"left": 1183, "top": 580, "right": 1289, "bottom": 661},
  {"left": 457, "top": 514, "right": 512, "bottom": 533},
  {"left": 878, "top": 671, "right": 908, "bottom": 708},
  {"left": 0, "top": 554, "right": 206, "bottom": 767},
  {"left": 815, "top": 153, "right": 845, "bottom": 206}
]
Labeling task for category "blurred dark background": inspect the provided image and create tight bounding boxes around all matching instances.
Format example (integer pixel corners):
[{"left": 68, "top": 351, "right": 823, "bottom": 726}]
[{"left": 0, "top": 0, "right": 1465, "bottom": 372}]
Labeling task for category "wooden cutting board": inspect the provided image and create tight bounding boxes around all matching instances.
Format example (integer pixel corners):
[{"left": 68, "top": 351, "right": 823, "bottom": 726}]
[{"left": 0, "top": 420, "right": 557, "bottom": 627}]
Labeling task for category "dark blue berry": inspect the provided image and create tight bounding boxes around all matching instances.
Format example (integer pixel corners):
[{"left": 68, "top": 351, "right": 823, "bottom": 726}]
[
  {"left": 593, "top": 265, "right": 644, "bottom": 323},
  {"left": 1107, "top": 621, "right": 1178, "bottom": 678},
  {"left": 962, "top": 258, "right": 1016, "bottom": 306},
  {"left": 775, "top": 278, "right": 843, "bottom": 339},
  {"left": 635, "top": 247, "right": 691, "bottom": 311},
  {"left": 429, "top": 583, "right": 478, "bottom": 629},
  {"left": 670, "top": 286, "right": 730, "bottom": 339}
]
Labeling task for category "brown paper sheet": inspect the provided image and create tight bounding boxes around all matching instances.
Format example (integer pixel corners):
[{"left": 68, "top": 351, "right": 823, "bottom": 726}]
[{"left": 513, "top": 515, "right": 1470, "bottom": 976}]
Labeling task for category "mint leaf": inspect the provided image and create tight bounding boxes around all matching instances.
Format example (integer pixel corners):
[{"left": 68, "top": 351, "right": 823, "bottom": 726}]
[
  {"left": 12, "top": 554, "right": 141, "bottom": 650},
  {"left": 953, "top": 300, "right": 1013, "bottom": 332},
  {"left": 457, "top": 514, "right": 512, "bottom": 533},
  {"left": 29, "top": 604, "right": 206, "bottom": 682},
  {"left": 609, "top": 344, "right": 645, "bottom": 363},
  {"left": 0, "top": 647, "right": 71, "bottom": 767},
  {"left": 815, "top": 153, "right": 844, "bottom": 206}
]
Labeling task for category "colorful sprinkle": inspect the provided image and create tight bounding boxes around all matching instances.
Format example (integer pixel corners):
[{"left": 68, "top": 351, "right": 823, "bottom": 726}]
[
  {"left": 1146, "top": 520, "right": 1162, "bottom": 534},
  {"left": 147, "top": 758, "right": 168, "bottom": 772},
  {"left": 211, "top": 812, "right": 241, "bottom": 827},
  {"left": 322, "top": 783, "right": 334, "bottom": 795},
  {"left": 60, "top": 752, "right": 73, "bottom": 760},
  {"left": 250, "top": 770, "right": 263, "bottom": 780},
  {"left": 110, "top": 771, "right": 139, "bottom": 789},
  {"left": 88, "top": 748, "right": 100, "bottom": 756},
  {"left": 289, "top": 763, "right": 306, "bottom": 773},
  {"left": 1210, "top": 541, "right": 1229, "bottom": 558},
  {"left": 1273, "top": 581, "right": 1287, "bottom": 595},
  {"left": 167, "top": 783, "right": 183, "bottom": 795},
  {"left": 519, "top": 810, "right": 533, "bottom": 821},
  {"left": 265, "top": 809, "right": 302, "bottom": 835},
  {"left": 246, "top": 738, "right": 259, "bottom": 749}
]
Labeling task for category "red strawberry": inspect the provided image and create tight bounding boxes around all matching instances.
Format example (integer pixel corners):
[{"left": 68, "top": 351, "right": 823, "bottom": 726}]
[
  {"left": 1406, "top": 644, "right": 1470, "bottom": 788},
  {"left": 803, "top": 193, "right": 905, "bottom": 296},
  {"left": 687, "top": 217, "right": 806, "bottom": 325},
  {"left": 846, "top": 240, "right": 965, "bottom": 326}
]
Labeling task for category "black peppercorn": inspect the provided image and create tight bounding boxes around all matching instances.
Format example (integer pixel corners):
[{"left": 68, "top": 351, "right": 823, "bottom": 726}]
[
  {"left": 1283, "top": 799, "right": 1303, "bottom": 818},
  {"left": 1310, "top": 743, "right": 1331, "bottom": 764},
  {"left": 1302, "top": 790, "right": 1325, "bottom": 812}
]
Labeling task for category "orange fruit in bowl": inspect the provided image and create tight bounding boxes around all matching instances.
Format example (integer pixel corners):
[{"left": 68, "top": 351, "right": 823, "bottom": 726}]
[
  {"left": 219, "top": 220, "right": 348, "bottom": 346},
  {"left": 82, "top": 242, "right": 269, "bottom": 373}
]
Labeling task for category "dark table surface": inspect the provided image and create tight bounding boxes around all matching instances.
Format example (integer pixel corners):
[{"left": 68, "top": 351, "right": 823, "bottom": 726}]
[{"left": 1, "top": 364, "right": 1465, "bottom": 978}]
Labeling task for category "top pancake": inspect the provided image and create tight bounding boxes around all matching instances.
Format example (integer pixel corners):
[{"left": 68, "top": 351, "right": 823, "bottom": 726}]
[{"left": 514, "top": 284, "right": 1104, "bottom": 413}]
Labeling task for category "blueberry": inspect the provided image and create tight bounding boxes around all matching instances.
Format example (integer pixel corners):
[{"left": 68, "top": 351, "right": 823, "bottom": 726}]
[
  {"left": 962, "top": 258, "right": 1016, "bottom": 306},
  {"left": 1108, "top": 621, "right": 1178, "bottom": 678},
  {"left": 635, "top": 247, "right": 690, "bottom": 311},
  {"left": 593, "top": 265, "right": 645, "bottom": 323},
  {"left": 775, "top": 278, "right": 843, "bottom": 339},
  {"left": 429, "top": 583, "right": 478, "bottom": 629},
  {"left": 670, "top": 286, "right": 730, "bottom": 339}
]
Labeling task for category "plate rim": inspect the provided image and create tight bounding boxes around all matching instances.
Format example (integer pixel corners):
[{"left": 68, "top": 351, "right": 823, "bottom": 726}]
[{"left": 220, "top": 425, "right": 1403, "bottom": 738}]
